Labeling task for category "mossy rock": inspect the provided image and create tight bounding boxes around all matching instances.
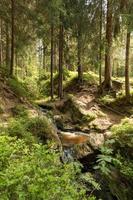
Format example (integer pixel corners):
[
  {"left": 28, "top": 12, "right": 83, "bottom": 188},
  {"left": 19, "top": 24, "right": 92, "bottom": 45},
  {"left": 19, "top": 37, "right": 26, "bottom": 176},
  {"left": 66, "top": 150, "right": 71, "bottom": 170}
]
[{"left": 58, "top": 96, "right": 84, "bottom": 123}]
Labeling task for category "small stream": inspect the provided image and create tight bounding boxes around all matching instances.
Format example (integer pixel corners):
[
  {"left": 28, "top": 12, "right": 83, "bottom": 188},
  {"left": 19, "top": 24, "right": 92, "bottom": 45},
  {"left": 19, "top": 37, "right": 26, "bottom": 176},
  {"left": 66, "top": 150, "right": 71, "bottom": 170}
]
[{"left": 39, "top": 105, "right": 118, "bottom": 200}]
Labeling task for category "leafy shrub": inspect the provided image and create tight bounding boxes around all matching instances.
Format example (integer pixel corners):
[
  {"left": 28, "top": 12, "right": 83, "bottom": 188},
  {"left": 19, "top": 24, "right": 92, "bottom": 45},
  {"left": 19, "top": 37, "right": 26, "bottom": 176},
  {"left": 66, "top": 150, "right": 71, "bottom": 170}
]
[
  {"left": 0, "top": 135, "right": 89, "bottom": 200},
  {"left": 6, "top": 118, "right": 36, "bottom": 145},
  {"left": 8, "top": 78, "right": 29, "bottom": 98},
  {"left": 5, "top": 115, "right": 59, "bottom": 145},
  {"left": 26, "top": 116, "right": 57, "bottom": 140},
  {"left": 8, "top": 78, "right": 39, "bottom": 100},
  {"left": 81, "top": 113, "right": 96, "bottom": 124},
  {"left": 11, "top": 105, "right": 28, "bottom": 118},
  {"left": 94, "top": 119, "right": 133, "bottom": 200},
  {"left": 111, "top": 118, "right": 133, "bottom": 148},
  {"left": 83, "top": 72, "right": 98, "bottom": 85},
  {"left": 99, "top": 95, "right": 115, "bottom": 105}
]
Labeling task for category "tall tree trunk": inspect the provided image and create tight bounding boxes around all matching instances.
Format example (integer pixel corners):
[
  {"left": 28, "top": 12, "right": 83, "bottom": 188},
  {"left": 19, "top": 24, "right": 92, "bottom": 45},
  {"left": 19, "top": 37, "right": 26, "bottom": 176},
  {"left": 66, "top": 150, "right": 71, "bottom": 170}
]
[
  {"left": 54, "top": 43, "right": 57, "bottom": 72},
  {"left": 58, "top": 21, "right": 64, "bottom": 99},
  {"left": 10, "top": 0, "right": 15, "bottom": 76},
  {"left": 99, "top": 0, "right": 103, "bottom": 86},
  {"left": 104, "top": 0, "right": 113, "bottom": 90},
  {"left": 77, "top": 29, "right": 82, "bottom": 83},
  {"left": 0, "top": 19, "right": 3, "bottom": 68},
  {"left": 50, "top": 23, "right": 54, "bottom": 100},
  {"left": 6, "top": 23, "right": 10, "bottom": 74},
  {"left": 42, "top": 40, "right": 46, "bottom": 70},
  {"left": 125, "top": 31, "right": 130, "bottom": 101}
]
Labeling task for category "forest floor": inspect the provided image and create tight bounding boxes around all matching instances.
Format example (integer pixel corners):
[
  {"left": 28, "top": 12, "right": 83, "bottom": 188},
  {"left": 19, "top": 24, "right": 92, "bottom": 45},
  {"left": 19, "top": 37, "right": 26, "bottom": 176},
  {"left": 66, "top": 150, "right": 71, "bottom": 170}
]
[
  {"left": 0, "top": 76, "right": 39, "bottom": 125},
  {"left": 0, "top": 75, "right": 130, "bottom": 156},
  {"left": 37, "top": 82, "right": 129, "bottom": 159}
]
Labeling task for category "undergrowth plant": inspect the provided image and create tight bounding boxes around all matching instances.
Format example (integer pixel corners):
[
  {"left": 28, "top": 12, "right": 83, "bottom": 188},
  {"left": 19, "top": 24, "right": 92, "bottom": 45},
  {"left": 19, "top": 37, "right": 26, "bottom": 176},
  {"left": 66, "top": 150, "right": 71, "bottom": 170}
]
[{"left": 0, "top": 135, "right": 92, "bottom": 200}]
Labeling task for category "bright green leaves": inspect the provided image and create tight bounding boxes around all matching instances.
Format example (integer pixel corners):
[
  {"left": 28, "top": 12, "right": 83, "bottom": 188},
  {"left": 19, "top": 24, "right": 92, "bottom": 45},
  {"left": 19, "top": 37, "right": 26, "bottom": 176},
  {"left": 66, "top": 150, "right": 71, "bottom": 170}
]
[{"left": 0, "top": 135, "right": 88, "bottom": 200}]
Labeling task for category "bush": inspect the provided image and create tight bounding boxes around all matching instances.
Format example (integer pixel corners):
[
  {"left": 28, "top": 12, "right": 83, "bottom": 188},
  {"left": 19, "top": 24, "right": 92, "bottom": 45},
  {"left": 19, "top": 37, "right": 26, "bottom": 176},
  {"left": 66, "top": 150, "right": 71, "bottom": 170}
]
[
  {"left": 111, "top": 118, "right": 133, "bottom": 148},
  {"left": 0, "top": 135, "right": 89, "bottom": 200},
  {"left": 95, "top": 119, "right": 133, "bottom": 200},
  {"left": 23, "top": 76, "right": 40, "bottom": 99},
  {"left": 26, "top": 116, "right": 57, "bottom": 140},
  {"left": 5, "top": 115, "right": 60, "bottom": 146},
  {"left": 11, "top": 105, "right": 28, "bottom": 118},
  {"left": 99, "top": 95, "right": 115, "bottom": 105},
  {"left": 8, "top": 78, "right": 39, "bottom": 100},
  {"left": 6, "top": 117, "right": 36, "bottom": 145},
  {"left": 8, "top": 78, "right": 29, "bottom": 98}
]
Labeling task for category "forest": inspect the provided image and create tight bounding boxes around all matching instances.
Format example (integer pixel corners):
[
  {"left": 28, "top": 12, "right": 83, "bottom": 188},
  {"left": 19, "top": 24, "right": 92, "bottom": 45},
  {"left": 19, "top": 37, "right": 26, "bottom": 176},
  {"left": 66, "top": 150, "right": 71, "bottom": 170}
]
[{"left": 0, "top": 0, "right": 133, "bottom": 199}]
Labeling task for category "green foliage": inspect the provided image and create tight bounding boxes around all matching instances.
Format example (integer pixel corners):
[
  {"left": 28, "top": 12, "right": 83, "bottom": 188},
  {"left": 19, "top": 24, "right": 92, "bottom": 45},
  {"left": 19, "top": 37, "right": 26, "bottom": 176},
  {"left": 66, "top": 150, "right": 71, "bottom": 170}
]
[
  {"left": 111, "top": 118, "right": 133, "bottom": 148},
  {"left": 94, "top": 119, "right": 133, "bottom": 199},
  {"left": 83, "top": 72, "right": 98, "bottom": 85},
  {"left": 4, "top": 114, "right": 58, "bottom": 144},
  {"left": 80, "top": 113, "right": 96, "bottom": 124},
  {"left": 5, "top": 117, "right": 36, "bottom": 145},
  {"left": 80, "top": 173, "right": 101, "bottom": 191},
  {"left": 94, "top": 141, "right": 121, "bottom": 175},
  {"left": 0, "top": 135, "right": 89, "bottom": 200},
  {"left": 26, "top": 116, "right": 56, "bottom": 140},
  {"left": 23, "top": 76, "right": 40, "bottom": 99},
  {"left": 99, "top": 95, "right": 115, "bottom": 105},
  {"left": 11, "top": 105, "right": 28, "bottom": 118},
  {"left": 8, "top": 78, "right": 39, "bottom": 100},
  {"left": 8, "top": 78, "right": 29, "bottom": 98}
]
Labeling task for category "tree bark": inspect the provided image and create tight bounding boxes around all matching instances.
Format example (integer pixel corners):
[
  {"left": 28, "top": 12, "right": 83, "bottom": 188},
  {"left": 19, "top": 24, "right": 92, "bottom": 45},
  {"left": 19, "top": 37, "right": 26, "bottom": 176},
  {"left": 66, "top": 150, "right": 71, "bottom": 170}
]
[
  {"left": 6, "top": 23, "right": 10, "bottom": 73},
  {"left": 50, "top": 23, "right": 54, "bottom": 100},
  {"left": 10, "top": 0, "right": 15, "bottom": 76},
  {"left": 0, "top": 19, "right": 3, "bottom": 68},
  {"left": 58, "top": 21, "right": 64, "bottom": 99},
  {"left": 77, "top": 29, "right": 82, "bottom": 83},
  {"left": 99, "top": 0, "right": 103, "bottom": 86},
  {"left": 42, "top": 40, "right": 46, "bottom": 70},
  {"left": 104, "top": 0, "right": 113, "bottom": 90},
  {"left": 125, "top": 31, "right": 130, "bottom": 101},
  {"left": 54, "top": 43, "right": 57, "bottom": 72}
]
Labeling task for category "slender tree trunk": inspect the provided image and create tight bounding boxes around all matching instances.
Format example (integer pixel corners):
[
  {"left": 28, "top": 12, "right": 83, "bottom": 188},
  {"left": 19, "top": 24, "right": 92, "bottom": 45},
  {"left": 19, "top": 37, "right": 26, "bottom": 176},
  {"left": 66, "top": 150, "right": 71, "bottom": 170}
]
[
  {"left": 50, "top": 23, "right": 54, "bottom": 100},
  {"left": 15, "top": 52, "right": 18, "bottom": 77},
  {"left": 54, "top": 43, "right": 57, "bottom": 72},
  {"left": 104, "top": 0, "right": 113, "bottom": 90},
  {"left": 125, "top": 31, "right": 130, "bottom": 101},
  {"left": 42, "top": 40, "right": 46, "bottom": 70},
  {"left": 0, "top": 19, "right": 3, "bottom": 68},
  {"left": 99, "top": 0, "right": 103, "bottom": 86},
  {"left": 58, "top": 21, "right": 64, "bottom": 99},
  {"left": 6, "top": 23, "right": 10, "bottom": 73},
  {"left": 77, "top": 29, "right": 82, "bottom": 83},
  {"left": 10, "top": 0, "right": 15, "bottom": 76}
]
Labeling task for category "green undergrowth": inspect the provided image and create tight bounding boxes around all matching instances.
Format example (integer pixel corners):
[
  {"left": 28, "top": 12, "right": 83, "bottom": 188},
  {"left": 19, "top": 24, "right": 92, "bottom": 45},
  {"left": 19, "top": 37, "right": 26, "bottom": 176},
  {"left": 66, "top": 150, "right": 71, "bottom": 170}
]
[
  {"left": 7, "top": 77, "right": 40, "bottom": 100},
  {"left": 39, "top": 70, "right": 99, "bottom": 97},
  {"left": 99, "top": 90, "right": 133, "bottom": 106},
  {"left": 95, "top": 118, "right": 133, "bottom": 200},
  {"left": 1, "top": 116, "right": 59, "bottom": 146},
  {"left": 0, "top": 105, "right": 98, "bottom": 200},
  {"left": 0, "top": 135, "right": 94, "bottom": 200}
]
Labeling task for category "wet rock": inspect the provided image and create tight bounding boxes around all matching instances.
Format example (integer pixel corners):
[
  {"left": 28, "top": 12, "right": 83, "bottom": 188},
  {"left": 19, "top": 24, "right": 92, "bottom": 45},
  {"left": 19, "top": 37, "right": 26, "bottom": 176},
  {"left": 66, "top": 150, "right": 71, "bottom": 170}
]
[{"left": 59, "top": 131, "right": 105, "bottom": 159}]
